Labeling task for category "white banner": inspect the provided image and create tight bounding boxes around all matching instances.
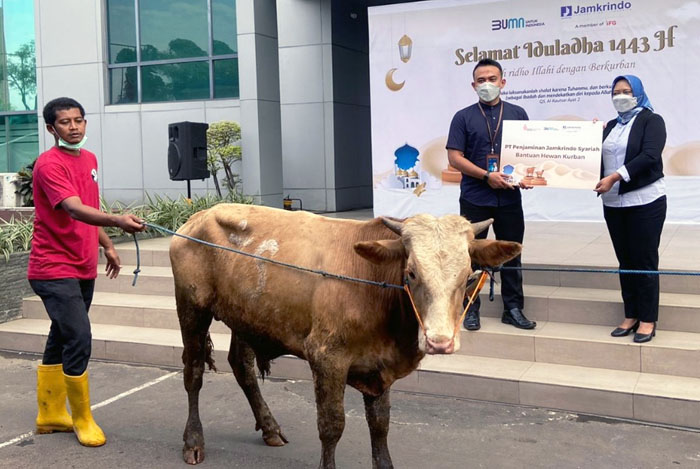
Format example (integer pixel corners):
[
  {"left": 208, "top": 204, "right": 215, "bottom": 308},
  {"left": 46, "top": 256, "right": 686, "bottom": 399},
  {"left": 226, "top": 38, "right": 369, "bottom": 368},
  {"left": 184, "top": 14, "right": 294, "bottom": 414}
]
[
  {"left": 500, "top": 120, "right": 604, "bottom": 189},
  {"left": 368, "top": 0, "right": 700, "bottom": 222}
]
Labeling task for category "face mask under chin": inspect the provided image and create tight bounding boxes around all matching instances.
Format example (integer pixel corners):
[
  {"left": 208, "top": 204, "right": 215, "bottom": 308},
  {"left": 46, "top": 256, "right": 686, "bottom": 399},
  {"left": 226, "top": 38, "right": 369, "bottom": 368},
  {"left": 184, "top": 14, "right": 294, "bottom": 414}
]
[{"left": 58, "top": 135, "right": 88, "bottom": 150}]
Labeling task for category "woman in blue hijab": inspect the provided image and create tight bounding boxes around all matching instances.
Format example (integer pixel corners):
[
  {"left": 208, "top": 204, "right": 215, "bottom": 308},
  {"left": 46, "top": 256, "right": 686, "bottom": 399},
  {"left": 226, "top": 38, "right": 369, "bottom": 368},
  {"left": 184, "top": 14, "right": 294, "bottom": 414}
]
[{"left": 594, "top": 75, "right": 667, "bottom": 343}]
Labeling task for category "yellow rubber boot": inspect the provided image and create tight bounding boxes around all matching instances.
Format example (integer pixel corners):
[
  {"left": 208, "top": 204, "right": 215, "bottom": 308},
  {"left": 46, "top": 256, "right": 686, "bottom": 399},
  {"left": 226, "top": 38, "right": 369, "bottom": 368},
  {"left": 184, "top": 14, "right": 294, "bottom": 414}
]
[
  {"left": 36, "top": 363, "right": 73, "bottom": 434},
  {"left": 64, "top": 371, "right": 106, "bottom": 447}
]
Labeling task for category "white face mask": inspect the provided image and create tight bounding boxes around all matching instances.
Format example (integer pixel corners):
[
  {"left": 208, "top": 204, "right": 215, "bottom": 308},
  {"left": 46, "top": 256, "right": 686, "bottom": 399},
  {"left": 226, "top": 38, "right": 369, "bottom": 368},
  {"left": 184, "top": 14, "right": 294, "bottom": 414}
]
[
  {"left": 476, "top": 82, "right": 501, "bottom": 102},
  {"left": 58, "top": 135, "right": 88, "bottom": 150},
  {"left": 612, "top": 94, "right": 638, "bottom": 113}
]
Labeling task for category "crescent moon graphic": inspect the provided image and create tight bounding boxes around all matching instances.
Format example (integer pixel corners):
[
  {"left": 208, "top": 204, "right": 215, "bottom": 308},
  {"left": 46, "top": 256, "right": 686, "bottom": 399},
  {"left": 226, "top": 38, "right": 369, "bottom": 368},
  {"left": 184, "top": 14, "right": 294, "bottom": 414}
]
[{"left": 385, "top": 68, "right": 405, "bottom": 92}]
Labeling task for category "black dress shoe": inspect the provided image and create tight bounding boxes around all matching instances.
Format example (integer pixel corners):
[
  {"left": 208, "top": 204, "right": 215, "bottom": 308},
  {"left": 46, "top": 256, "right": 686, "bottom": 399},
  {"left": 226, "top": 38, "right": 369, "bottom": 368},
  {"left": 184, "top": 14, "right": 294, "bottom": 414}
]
[
  {"left": 463, "top": 310, "right": 480, "bottom": 331},
  {"left": 502, "top": 308, "right": 536, "bottom": 329},
  {"left": 633, "top": 323, "right": 656, "bottom": 343},
  {"left": 610, "top": 321, "right": 639, "bottom": 337}
]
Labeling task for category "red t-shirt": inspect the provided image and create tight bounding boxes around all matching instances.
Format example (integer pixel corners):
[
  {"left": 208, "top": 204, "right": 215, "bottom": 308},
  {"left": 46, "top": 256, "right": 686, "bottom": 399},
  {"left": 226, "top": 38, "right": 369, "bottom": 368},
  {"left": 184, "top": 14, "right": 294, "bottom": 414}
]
[{"left": 28, "top": 146, "right": 100, "bottom": 280}]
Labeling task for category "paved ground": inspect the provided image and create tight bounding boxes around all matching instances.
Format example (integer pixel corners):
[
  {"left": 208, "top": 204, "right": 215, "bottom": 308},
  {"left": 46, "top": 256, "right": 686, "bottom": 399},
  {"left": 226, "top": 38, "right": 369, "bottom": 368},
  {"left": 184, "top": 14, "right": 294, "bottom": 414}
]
[{"left": 2, "top": 351, "right": 700, "bottom": 469}]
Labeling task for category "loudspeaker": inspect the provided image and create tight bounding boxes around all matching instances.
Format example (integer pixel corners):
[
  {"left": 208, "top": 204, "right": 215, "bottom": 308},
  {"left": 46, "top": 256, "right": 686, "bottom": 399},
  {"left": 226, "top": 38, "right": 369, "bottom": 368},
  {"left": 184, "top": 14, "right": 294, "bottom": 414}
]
[{"left": 167, "top": 122, "right": 210, "bottom": 181}]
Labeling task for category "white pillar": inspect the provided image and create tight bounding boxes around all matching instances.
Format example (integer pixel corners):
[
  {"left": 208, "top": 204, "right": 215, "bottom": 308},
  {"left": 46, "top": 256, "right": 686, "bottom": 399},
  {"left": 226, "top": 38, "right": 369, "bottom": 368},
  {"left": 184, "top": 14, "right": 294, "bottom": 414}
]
[{"left": 238, "top": 0, "right": 283, "bottom": 206}]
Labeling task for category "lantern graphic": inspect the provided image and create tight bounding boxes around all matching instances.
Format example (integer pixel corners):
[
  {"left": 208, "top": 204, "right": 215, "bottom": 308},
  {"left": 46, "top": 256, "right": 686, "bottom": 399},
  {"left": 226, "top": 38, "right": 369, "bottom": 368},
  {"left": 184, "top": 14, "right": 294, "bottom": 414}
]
[{"left": 398, "top": 34, "right": 412, "bottom": 63}]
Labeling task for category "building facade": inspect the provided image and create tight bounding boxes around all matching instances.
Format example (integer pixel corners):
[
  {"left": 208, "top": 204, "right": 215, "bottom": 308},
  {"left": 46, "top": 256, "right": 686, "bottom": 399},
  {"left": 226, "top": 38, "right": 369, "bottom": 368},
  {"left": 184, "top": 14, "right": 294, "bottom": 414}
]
[{"left": 17, "top": 0, "right": 407, "bottom": 211}]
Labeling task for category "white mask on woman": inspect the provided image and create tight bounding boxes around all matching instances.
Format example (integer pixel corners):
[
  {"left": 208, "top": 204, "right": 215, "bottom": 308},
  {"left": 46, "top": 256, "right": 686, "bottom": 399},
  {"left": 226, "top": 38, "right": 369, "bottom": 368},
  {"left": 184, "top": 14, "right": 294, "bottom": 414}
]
[
  {"left": 476, "top": 82, "right": 501, "bottom": 102},
  {"left": 612, "top": 94, "right": 638, "bottom": 113}
]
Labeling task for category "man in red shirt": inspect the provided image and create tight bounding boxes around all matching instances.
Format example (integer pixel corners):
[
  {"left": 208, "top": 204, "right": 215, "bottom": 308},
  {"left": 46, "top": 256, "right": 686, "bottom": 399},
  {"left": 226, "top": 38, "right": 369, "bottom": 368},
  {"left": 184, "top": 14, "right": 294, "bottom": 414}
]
[{"left": 30, "top": 97, "right": 144, "bottom": 447}]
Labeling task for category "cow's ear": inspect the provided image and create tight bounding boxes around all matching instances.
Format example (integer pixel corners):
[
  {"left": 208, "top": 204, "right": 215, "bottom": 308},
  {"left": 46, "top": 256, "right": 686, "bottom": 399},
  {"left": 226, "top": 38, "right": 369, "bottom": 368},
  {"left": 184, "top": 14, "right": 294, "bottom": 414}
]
[
  {"left": 469, "top": 239, "right": 522, "bottom": 267},
  {"left": 354, "top": 239, "right": 406, "bottom": 264}
]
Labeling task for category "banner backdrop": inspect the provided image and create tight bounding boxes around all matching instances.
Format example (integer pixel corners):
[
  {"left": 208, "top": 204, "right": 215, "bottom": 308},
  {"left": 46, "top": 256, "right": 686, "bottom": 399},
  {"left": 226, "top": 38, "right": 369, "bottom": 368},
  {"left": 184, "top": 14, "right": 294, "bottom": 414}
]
[{"left": 368, "top": 0, "right": 700, "bottom": 223}]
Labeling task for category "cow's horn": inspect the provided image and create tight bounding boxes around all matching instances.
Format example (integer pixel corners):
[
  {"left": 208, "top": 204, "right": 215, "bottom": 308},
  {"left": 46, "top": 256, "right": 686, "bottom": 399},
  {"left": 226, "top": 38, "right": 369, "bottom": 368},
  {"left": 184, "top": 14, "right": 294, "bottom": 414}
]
[
  {"left": 381, "top": 217, "right": 404, "bottom": 235},
  {"left": 471, "top": 218, "right": 494, "bottom": 235}
]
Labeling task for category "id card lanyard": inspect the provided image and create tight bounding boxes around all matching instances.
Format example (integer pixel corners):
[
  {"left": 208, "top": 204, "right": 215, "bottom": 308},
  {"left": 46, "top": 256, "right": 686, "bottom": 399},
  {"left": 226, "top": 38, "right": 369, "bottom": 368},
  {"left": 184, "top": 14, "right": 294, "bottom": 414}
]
[{"left": 477, "top": 101, "right": 504, "bottom": 164}]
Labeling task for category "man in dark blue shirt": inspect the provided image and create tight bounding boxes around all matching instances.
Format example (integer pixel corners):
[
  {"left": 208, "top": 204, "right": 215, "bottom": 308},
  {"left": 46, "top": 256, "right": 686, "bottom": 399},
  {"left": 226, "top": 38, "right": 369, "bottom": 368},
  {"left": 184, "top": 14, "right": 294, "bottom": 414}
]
[{"left": 446, "top": 58, "right": 535, "bottom": 331}]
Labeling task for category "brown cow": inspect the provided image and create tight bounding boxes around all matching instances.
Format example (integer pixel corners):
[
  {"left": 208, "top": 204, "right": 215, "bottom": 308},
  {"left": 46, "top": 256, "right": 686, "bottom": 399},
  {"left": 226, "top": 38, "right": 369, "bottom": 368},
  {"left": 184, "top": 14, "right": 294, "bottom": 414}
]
[{"left": 169, "top": 204, "right": 521, "bottom": 468}]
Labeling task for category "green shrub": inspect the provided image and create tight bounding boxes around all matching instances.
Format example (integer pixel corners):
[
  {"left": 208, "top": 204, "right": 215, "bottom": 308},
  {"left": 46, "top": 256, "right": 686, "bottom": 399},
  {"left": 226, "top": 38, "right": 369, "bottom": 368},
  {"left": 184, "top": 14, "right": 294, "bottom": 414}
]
[
  {"left": 207, "top": 121, "right": 242, "bottom": 197},
  {"left": 0, "top": 216, "right": 34, "bottom": 261},
  {"left": 13, "top": 160, "right": 35, "bottom": 207},
  {"left": 139, "top": 191, "right": 252, "bottom": 235},
  {"left": 1, "top": 192, "right": 253, "bottom": 261}
]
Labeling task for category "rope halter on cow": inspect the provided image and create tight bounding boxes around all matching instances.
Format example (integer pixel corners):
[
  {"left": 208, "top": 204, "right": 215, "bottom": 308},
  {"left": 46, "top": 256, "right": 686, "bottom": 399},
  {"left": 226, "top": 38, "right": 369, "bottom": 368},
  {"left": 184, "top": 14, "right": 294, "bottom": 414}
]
[{"left": 402, "top": 270, "right": 489, "bottom": 346}]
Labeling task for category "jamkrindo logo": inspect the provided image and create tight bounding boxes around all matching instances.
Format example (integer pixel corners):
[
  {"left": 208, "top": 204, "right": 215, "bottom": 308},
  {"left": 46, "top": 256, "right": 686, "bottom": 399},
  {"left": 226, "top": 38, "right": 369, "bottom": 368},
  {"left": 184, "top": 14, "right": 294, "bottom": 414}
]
[{"left": 560, "top": 1, "right": 631, "bottom": 17}]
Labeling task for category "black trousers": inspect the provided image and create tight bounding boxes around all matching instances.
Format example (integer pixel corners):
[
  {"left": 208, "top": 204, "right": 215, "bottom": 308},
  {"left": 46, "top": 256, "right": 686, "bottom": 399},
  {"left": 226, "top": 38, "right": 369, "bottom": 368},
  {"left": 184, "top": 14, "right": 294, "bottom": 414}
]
[
  {"left": 603, "top": 195, "right": 666, "bottom": 323},
  {"left": 29, "top": 278, "right": 95, "bottom": 376},
  {"left": 460, "top": 200, "right": 525, "bottom": 312}
]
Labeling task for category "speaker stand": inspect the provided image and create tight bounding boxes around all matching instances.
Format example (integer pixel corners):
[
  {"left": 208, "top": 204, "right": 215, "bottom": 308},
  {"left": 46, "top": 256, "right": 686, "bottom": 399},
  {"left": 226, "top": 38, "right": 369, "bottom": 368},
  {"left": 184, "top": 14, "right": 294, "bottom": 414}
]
[{"left": 186, "top": 180, "right": 192, "bottom": 200}]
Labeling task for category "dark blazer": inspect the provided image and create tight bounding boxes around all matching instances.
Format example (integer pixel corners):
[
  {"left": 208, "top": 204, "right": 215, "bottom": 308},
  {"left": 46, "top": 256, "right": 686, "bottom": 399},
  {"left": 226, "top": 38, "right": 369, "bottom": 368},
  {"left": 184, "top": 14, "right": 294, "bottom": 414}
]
[{"left": 601, "top": 108, "right": 666, "bottom": 195}]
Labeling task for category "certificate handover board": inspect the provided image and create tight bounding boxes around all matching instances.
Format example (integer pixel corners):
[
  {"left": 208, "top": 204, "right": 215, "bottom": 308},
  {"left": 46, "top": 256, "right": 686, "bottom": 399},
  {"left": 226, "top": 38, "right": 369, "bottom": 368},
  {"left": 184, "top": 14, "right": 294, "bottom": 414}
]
[{"left": 500, "top": 121, "right": 604, "bottom": 190}]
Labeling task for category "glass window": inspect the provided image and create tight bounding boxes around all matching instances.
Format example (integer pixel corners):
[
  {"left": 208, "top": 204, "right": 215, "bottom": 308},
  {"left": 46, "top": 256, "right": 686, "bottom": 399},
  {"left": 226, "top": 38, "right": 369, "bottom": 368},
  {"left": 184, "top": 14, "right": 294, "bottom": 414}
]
[
  {"left": 0, "top": 114, "right": 39, "bottom": 172},
  {"left": 141, "top": 62, "right": 210, "bottom": 102},
  {"left": 109, "top": 67, "right": 138, "bottom": 104},
  {"left": 107, "top": 0, "right": 239, "bottom": 103},
  {"left": 0, "top": 0, "right": 39, "bottom": 173},
  {"left": 214, "top": 59, "right": 239, "bottom": 98},
  {"left": 107, "top": 0, "right": 137, "bottom": 64},
  {"left": 139, "top": 0, "right": 209, "bottom": 61},
  {"left": 5, "top": 114, "right": 39, "bottom": 171},
  {"left": 1, "top": 0, "right": 38, "bottom": 112},
  {"left": 213, "top": 0, "right": 237, "bottom": 55}
]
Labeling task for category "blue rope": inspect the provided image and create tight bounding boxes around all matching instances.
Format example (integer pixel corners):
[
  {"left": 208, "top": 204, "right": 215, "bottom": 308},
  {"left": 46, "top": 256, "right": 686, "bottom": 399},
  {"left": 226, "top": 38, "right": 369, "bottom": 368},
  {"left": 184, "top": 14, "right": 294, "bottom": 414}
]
[
  {"left": 129, "top": 222, "right": 700, "bottom": 288},
  {"left": 131, "top": 233, "right": 141, "bottom": 286},
  {"left": 498, "top": 266, "right": 700, "bottom": 276},
  {"left": 131, "top": 222, "right": 405, "bottom": 290}
]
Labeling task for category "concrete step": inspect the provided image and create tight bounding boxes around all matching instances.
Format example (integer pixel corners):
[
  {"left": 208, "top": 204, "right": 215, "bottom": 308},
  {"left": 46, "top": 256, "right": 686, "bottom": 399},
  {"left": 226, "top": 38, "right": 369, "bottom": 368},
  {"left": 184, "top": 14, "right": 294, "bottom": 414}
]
[
  {"left": 402, "top": 354, "right": 700, "bottom": 430},
  {"left": 23, "top": 279, "right": 700, "bottom": 338},
  {"left": 521, "top": 263, "right": 700, "bottom": 295},
  {"left": 458, "top": 317, "right": 700, "bottom": 379},
  {"left": 94, "top": 265, "right": 174, "bottom": 296},
  {"left": 103, "top": 235, "right": 700, "bottom": 295},
  {"left": 21, "top": 293, "right": 700, "bottom": 379},
  {"left": 99, "top": 237, "right": 172, "bottom": 268},
  {"left": 89, "top": 262, "right": 700, "bottom": 333},
  {"left": 6, "top": 313, "right": 700, "bottom": 380},
  {"left": 1, "top": 318, "right": 698, "bottom": 430},
  {"left": 479, "top": 284, "right": 700, "bottom": 333},
  {"left": 21, "top": 292, "right": 229, "bottom": 334}
]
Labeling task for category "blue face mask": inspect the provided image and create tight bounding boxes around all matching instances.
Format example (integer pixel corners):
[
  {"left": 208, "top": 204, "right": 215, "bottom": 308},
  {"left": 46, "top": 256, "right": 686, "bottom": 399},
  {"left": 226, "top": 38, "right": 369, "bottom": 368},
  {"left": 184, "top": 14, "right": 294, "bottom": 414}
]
[{"left": 58, "top": 135, "right": 88, "bottom": 150}]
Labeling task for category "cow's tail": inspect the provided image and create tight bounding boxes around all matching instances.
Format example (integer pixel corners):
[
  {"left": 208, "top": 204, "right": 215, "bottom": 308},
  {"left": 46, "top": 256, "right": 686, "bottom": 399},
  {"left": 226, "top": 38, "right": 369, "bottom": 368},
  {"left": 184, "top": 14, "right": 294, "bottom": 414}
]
[{"left": 205, "top": 332, "right": 217, "bottom": 372}]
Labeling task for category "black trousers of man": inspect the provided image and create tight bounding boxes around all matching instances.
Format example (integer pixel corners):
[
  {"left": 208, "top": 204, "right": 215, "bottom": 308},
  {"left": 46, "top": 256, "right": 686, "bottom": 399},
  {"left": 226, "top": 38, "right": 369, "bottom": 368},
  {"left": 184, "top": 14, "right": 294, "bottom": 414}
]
[
  {"left": 603, "top": 195, "right": 666, "bottom": 323},
  {"left": 29, "top": 278, "right": 95, "bottom": 376},
  {"left": 460, "top": 200, "right": 524, "bottom": 312}
]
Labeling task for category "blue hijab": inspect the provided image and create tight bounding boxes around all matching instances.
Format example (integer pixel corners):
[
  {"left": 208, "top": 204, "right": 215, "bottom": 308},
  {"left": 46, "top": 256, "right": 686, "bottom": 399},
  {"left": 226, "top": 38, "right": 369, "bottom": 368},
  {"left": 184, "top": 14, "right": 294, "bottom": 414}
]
[{"left": 612, "top": 75, "right": 653, "bottom": 124}]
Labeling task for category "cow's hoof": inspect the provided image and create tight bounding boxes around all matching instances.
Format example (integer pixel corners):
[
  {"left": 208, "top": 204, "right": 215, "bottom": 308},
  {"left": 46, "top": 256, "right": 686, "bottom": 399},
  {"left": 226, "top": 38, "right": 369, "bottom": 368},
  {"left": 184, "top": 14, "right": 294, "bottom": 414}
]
[
  {"left": 263, "top": 429, "right": 289, "bottom": 447},
  {"left": 183, "top": 446, "right": 205, "bottom": 465}
]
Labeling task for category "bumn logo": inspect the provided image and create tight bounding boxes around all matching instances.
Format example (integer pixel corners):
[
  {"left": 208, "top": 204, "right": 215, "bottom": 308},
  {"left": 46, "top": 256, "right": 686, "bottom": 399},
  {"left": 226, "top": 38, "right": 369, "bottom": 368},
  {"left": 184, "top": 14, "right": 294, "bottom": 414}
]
[
  {"left": 491, "top": 17, "right": 525, "bottom": 31},
  {"left": 561, "top": 6, "right": 573, "bottom": 16}
]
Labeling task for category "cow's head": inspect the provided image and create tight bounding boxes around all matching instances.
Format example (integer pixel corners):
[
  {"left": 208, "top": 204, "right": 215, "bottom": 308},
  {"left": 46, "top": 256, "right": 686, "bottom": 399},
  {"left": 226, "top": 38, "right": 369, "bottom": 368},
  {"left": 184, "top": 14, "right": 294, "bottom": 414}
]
[{"left": 354, "top": 214, "right": 521, "bottom": 355}]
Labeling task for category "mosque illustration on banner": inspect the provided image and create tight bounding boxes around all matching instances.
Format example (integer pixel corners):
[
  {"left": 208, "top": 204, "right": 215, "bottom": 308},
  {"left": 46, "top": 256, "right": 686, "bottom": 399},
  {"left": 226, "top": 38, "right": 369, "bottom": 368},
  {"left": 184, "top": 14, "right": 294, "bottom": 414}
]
[{"left": 394, "top": 143, "right": 424, "bottom": 192}]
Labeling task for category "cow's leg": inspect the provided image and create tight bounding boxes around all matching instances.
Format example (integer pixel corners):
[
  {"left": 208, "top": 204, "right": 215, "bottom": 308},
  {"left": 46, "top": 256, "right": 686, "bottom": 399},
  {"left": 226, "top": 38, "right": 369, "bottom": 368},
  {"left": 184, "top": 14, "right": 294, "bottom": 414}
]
[
  {"left": 228, "top": 333, "right": 288, "bottom": 446},
  {"left": 179, "top": 305, "right": 214, "bottom": 465},
  {"left": 308, "top": 354, "right": 350, "bottom": 469},
  {"left": 363, "top": 390, "right": 393, "bottom": 469}
]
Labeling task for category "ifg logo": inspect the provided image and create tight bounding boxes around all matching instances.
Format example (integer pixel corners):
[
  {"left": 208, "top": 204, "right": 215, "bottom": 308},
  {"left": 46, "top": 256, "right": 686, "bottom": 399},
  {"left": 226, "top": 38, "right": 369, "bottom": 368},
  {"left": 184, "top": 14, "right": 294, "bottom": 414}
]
[{"left": 561, "top": 6, "right": 573, "bottom": 16}]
